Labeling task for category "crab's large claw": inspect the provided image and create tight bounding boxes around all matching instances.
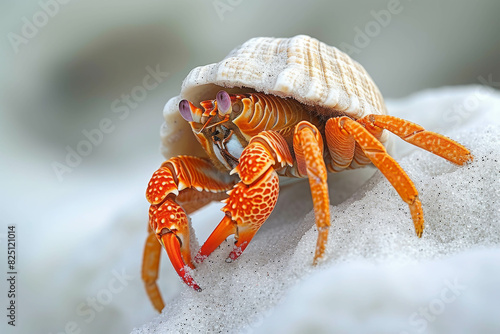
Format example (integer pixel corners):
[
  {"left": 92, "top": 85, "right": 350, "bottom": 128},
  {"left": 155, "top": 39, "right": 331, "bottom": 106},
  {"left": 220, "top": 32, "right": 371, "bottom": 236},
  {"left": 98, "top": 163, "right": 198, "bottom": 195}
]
[
  {"left": 195, "top": 131, "right": 293, "bottom": 263},
  {"left": 143, "top": 156, "right": 236, "bottom": 307},
  {"left": 196, "top": 168, "right": 279, "bottom": 263}
]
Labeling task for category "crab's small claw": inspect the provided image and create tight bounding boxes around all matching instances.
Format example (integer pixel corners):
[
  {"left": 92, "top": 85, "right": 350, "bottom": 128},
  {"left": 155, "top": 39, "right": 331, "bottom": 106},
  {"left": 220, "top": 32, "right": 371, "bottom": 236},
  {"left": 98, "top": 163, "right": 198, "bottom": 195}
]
[
  {"left": 160, "top": 232, "right": 201, "bottom": 291},
  {"left": 149, "top": 198, "right": 201, "bottom": 291}
]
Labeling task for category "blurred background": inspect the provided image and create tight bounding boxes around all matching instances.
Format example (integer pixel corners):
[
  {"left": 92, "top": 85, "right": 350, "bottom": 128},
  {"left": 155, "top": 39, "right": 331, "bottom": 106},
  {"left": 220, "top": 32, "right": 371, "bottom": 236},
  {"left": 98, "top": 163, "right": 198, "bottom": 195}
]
[{"left": 0, "top": 0, "right": 499, "bottom": 333}]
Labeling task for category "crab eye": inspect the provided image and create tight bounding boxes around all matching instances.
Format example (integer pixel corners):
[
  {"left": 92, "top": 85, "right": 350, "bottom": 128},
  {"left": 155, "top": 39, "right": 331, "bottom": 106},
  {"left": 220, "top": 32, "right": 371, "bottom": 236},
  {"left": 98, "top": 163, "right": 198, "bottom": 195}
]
[
  {"left": 216, "top": 90, "right": 232, "bottom": 115},
  {"left": 179, "top": 100, "right": 193, "bottom": 122}
]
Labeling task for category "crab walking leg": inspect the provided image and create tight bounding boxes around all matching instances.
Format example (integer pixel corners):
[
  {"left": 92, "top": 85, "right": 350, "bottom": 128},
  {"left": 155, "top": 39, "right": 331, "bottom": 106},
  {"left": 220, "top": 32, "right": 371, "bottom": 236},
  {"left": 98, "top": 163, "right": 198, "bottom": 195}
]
[
  {"left": 142, "top": 229, "right": 164, "bottom": 312},
  {"left": 195, "top": 131, "right": 293, "bottom": 263},
  {"left": 293, "top": 121, "right": 330, "bottom": 264},
  {"left": 143, "top": 156, "right": 236, "bottom": 306},
  {"left": 326, "top": 116, "right": 425, "bottom": 237},
  {"left": 358, "top": 115, "right": 473, "bottom": 165}
]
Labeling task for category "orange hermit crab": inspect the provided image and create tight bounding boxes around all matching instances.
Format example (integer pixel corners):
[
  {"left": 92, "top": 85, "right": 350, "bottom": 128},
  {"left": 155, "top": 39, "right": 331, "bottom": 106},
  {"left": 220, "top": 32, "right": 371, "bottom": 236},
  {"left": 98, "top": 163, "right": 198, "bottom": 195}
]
[{"left": 142, "top": 35, "right": 472, "bottom": 311}]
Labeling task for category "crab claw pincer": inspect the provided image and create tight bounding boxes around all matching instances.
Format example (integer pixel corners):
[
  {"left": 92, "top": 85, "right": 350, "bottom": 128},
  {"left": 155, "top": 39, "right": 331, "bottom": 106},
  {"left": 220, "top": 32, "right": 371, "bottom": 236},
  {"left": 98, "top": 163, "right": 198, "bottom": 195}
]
[
  {"left": 147, "top": 166, "right": 202, "bottom": 291},
  {"left": 149, "top": 201, "right": 202, "bottom": 292},
  {"left": 159, "top": 230, "right": 201, "bottom": 291},
  {"left": 194, "top": 145, "right": 281, "bottom": 265}
]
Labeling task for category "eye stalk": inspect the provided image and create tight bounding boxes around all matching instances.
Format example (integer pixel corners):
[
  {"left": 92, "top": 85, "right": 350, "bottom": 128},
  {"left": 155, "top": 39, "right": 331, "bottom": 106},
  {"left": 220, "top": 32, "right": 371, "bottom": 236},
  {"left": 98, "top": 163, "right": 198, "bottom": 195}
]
[
  {"left": 216, "top": 90, "right": 232, "bottom": 116},
  {"left": 179, "top": 99, "right": 194, "bottom": 122}
]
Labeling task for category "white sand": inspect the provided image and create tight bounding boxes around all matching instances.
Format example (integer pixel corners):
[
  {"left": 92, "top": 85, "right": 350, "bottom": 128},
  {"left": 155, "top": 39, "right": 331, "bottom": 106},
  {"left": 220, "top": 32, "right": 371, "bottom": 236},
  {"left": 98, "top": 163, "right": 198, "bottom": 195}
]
[{"left": 5, "top": 86, "right": 498, "bottom": 334}]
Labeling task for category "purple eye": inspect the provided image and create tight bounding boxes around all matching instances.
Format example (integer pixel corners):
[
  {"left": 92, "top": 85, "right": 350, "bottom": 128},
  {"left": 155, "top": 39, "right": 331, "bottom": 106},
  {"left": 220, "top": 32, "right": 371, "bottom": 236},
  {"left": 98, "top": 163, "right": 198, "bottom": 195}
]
[
  {"left": 179, "top": 100, "right": 193, "bottom": 122},
  {"left": 216, "top": 90, "right": 232, "bottom": 115}
]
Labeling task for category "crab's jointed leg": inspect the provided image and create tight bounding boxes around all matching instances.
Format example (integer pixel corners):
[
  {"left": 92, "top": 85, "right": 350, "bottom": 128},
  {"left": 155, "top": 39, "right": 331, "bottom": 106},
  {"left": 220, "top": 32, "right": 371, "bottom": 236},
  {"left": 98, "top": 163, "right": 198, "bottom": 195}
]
[
  {"left": 326, "top": 116, "right": 425, "bottom": 236},
  {"left": 142, "top": 229, "right": 163, "bottom": 312},
  {"left": 292, "top": 121, "right": 330, "bottom": 264},
  {"left": 195, "top": 131, "right": 294, "bottom": 263},
  {"left": 142, "top": 156, "right": 235, "bottom": 311},
  {"left": 325, "top": 115, "right": 473, "bottom": 238},
  {"left": 357, "top": 114, "right": 473, "bottom": 165}
]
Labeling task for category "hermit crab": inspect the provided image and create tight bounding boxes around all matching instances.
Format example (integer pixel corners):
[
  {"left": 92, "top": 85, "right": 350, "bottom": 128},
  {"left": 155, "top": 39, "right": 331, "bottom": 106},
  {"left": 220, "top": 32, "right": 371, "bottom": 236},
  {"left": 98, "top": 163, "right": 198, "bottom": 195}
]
[{"left": 142, "top": 35, "right": 472, "bottom": 311}]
